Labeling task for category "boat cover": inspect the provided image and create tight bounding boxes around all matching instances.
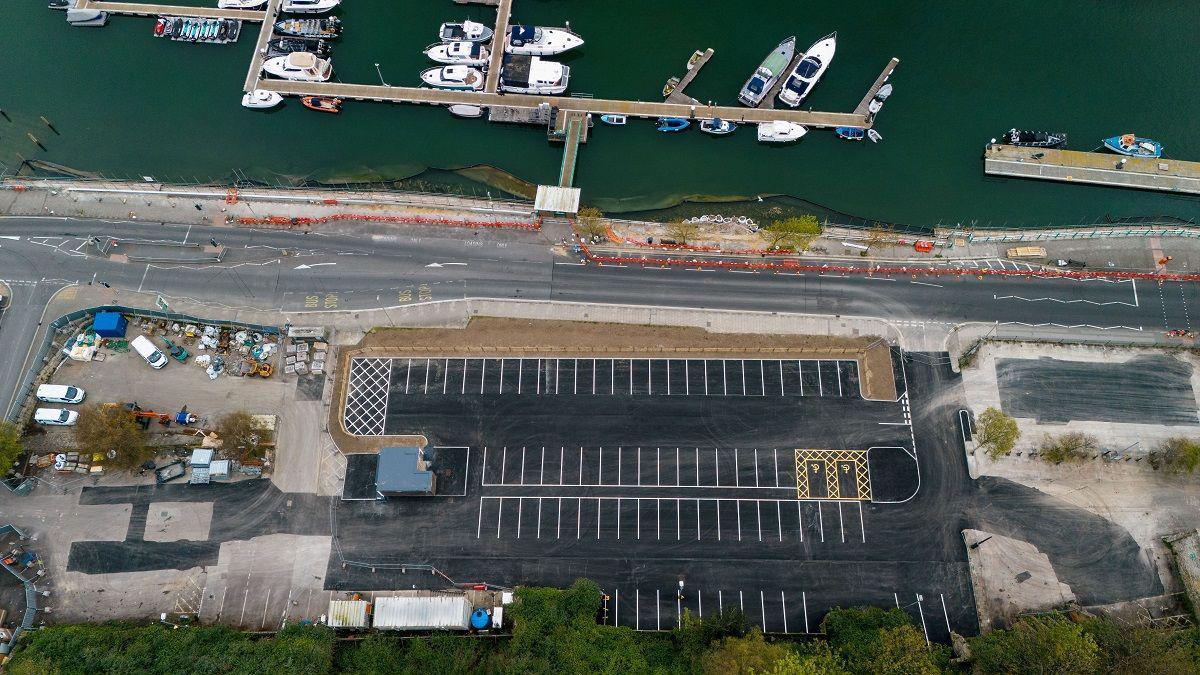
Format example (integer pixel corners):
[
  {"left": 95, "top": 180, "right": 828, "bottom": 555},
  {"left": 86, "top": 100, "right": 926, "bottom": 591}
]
[{"left": 511, "top": 25, "right": 536, "bottom": 42}]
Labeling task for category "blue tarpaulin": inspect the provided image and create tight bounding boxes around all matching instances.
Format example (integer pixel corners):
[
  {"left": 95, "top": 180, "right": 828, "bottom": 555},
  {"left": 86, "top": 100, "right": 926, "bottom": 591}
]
[{"left": 91, "top": 312, "right": 128, "bottom": 338}]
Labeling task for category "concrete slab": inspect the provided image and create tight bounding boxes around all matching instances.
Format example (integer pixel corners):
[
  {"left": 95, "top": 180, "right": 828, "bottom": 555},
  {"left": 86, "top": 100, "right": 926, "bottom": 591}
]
[{"left": 143, "top": 501, "right": 214, "bottom": 542}]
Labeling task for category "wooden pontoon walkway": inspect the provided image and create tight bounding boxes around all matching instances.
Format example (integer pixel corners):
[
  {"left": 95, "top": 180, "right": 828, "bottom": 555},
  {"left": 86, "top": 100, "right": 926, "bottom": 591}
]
[
  {"left": 255, "top": 80, "right": 871, "bottom": 128},
  {"left": 73, "top": 0, "right": 266, "bottom": 21},
  {"left": 243, "top": 0, "right": 285, "bottom": 91},
  {"left": 665, "top": 48, "right": 714, "bottom": 105},
  {"left": 984, "top": 144, "right": 1200, "bottom": 195},
  {"left": 854, "top": 57, "right": 899, "bottom": 116},
  {"left": 483, "top": 0, "right": 514, "bottom": 93}
]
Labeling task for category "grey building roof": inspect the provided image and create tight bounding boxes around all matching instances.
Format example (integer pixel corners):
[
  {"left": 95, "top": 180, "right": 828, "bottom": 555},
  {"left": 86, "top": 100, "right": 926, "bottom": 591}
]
[{"left": 376, "top": 446, "right": 433, "bottom": 495}]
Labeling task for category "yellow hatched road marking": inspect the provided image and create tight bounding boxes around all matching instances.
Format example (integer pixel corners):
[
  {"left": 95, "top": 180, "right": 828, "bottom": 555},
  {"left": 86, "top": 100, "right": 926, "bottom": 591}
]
[{"left": 795, "top": 449, "right": 871, "bottom": 501}]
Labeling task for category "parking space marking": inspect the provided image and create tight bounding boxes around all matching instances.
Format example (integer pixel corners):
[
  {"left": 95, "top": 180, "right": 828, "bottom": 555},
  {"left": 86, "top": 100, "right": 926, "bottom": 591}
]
[{"left": 794, "top": 449, "right": 871, "bottom": 501}]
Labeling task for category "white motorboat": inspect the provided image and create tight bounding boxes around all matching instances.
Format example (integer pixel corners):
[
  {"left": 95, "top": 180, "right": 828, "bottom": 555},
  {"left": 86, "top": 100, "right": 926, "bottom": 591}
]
[
  {"left": 448, "top": 104, "right": 485, "bottom": 118},
  {"left": 506, "top": 24, "right": 584, "bottom": 56},
  {"left": 65, "top": 8, "right": 108, "bottom": 26},
  {"left": 241, "top": 90, "right": 284, "bottom": 109},
  {"left": 424, "top": 41, "right": 489, "bottom": 66},
  {"left": 262, "top": 52, "right": 333, "bottom": 81},
  {"left": 420, "top": 65, "right": 485, "bottom": 91},
  {"left": 217, "top": 0, "right": 265, "bottom": 8},
  {"left": 699, "top": 118, "right": 737, "bottom": 136},
  {"left": 778, "top": 32, "right": 837, "bottom": 108},
  {"left": 281, "top": 0, "right": 338, "bottom": 13},
  {"left": 439, "top": 20, "right": 492, "bottom": 43},
  {"left": 756, "top": 120, "right": 807, "bottom": 143},
  {"left": 499, "top": 54, "right": 569, "bottom": 94}
]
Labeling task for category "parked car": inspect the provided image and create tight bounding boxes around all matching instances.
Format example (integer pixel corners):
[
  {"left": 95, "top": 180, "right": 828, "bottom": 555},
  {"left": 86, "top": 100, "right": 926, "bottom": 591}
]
[
  {"left": 34, "top": 408, "right": 79, "bottom": 426},
  {"left": 1055, "top": 258, "right": 1087, "bottom": 269},
  {"left": 36, "top": 384, "right": 86, "bottom": 404}
]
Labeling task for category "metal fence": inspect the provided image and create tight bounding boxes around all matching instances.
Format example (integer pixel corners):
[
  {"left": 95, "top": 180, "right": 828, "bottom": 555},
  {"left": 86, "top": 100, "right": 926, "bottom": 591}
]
[
  {"left": 6, "top": 305, "right": 281, "bottom": 424},
  {"left": 966, "top": 226, "right": 1200, "bottom": 243}
]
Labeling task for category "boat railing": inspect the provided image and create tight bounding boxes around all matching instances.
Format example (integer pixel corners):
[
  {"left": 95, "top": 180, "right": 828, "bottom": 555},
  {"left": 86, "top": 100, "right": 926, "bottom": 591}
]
[{"left": 570, "top": 92, "right": 594, "bottom": 98}]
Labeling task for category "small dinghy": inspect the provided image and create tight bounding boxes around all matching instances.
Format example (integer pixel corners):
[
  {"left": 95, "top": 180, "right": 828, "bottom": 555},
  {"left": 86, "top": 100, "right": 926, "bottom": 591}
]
[
  {"left": 449, "top": 104, "right": 485, "bottom": 118},
  {"left": 420, "top": 65, "right": 484, "bottom": 90},
  {"left": 699, "top": 118, "right": 737, "bottom": 136},
  {"left": 274, "top": 17, "right": 341, "bottom": 39},
  {"left": 867, "top": 129, "right": 882, "bottom": 143},
  {"left": 835, "top": 126, "right": 865, "bottom": 141},
  {"left": 48, "top": 0, "right": 70, "bottom": 9},
  {"left": 600, "top": 114, "right": 627, "bottom": 126},
  {"left": 154, "top": 17, "right": 167, "bottom": 35},
  {"left": 439, "top": 19, "right": 492, "bottom": 43},
  {"left": 302, "top": 96, "right": 342, "bottom": 113},
  {"left": 1103, "top": 134, "right": 1162, "bottom": 158},
  {"left": 241, "top": 90, "right": 284, "bottom": 110},
  {"left": 424, "top": 40, "right": 489, "bottom": 66},
  {"left": 656, "top": 117, "right": 690, "bottom": 133},
  {"left": 1001, "top": 129, "right": 1066, "bottom": 148},
  {"left": 757, "top": 120, "right": 807, "bottom": 143}
]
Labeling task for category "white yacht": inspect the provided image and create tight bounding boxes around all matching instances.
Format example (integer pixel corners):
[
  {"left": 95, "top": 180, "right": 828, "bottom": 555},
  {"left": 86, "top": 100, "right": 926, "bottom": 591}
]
[
  {"left": 506, "top": 25, "right": 584, "bottom": 56},
  {"left": 420, "top": 65, "right": 485, "bottom": 91},
  {"left": 241, "top": 90, "right": 284, "bottom": 109},
  {"left": 281, "top": 0, "right": 339, "bottom": 13},
  {"left": 439, "top": 20, "right": 492, "bottom": 43},
  {"left": 777, "top": 32, "right": 837, "bottom": 108},
  {"left": 499, "top": 54, "right": 569, "bottom": 95},
  {"left": 262, "top": 52, "right": 333, "bottom": 81},
  {"left": 756, "top": 120, "right": 807, "bottom": 143},
  {"left": 424, "top": 41, "right": 489, "bottom": 66},
  {"left": 218, "top": 0, "right": 266, "bottom": 8}
]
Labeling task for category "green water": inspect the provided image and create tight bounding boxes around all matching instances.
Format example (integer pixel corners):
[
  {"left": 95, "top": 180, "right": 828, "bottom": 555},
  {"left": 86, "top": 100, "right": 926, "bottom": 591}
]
[{"left": 5, "top": 0, "right": 1200, "bottom": 225}]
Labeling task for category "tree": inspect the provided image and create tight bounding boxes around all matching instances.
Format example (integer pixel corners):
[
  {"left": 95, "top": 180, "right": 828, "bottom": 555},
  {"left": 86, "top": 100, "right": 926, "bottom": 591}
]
[
  {"left": 766, "top": 644, "right": 850, "bottom": 675},
  {"left": 73, "top": 403, "right": 149, "bottom": 470},
  {"left": 215, "top": 411, "right": 273, "bottom": 462},
  {"left": 575, "top": 206, "right": 607, "bottom": 240},
  {"left": 666, "top": 219, "right": 700, "bottom": 245},
  {"left": 977, "top": 407, "right": 1020, "bottom": 459},
  {"left": 1154, "top": 437, "right": 1200, "bottom": 475},
  {"left": 1038, "top": 432, "right": 1097, "bottom": 464},
  {"left": 763, "top": 215, "right": 822, "bottom": 251},
  {"left": 822, "top": 608, "right": 938, "bottom": 675},
  {"left": 858, "top": 626, "right": 939, "bottom": 675},
  {"left": 700, "top": 629, "right": 790, "bottom": 675},
  {"left": 970, "top": 613, "right": 1099, "bottom": 675},
  {"left": 0, "top": 421, "right": 24, "bottom": 474},
  {"left": 865, "top": 224, "right": 900, "bottom": 251},
  {"left": 1081, "top": 616, "right": 1198, "bottom": 675}
]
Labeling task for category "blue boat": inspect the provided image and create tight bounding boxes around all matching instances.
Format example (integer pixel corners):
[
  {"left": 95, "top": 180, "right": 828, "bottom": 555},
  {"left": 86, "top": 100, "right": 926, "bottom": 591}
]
[
  {"left": 1102, "top": 134, "right": 1162, "bottom": 158},
  {"left": 835, "top": 126, "right": 865, "bottom": 141},
  {"left": 656, "top": 117, "right": 690, "bottom": 133},
  {"left": 599, "top": 114, "right": 627, "bottom": 126}
]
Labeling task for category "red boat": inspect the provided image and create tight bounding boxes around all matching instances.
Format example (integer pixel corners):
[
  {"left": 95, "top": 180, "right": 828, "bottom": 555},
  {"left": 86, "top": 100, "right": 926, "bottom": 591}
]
[
  {"left": 301, "top": 96, "right": 342, "bottom": 114},
  {"left": 154, "top": 17, "right": 167, "bottom": 36}
]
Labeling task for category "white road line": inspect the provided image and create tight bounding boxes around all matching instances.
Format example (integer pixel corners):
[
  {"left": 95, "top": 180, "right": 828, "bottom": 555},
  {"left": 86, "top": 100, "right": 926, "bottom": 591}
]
[
  {"left": 817, "top": 502, "right": 824, "bottom": 542},
  {"left": 555, "top": 359, "right": 560, "bottom": 394},
  {"left": 476, "top": 498, "right": 484, "bottom": 538},
  {"left": 755, "top": 449, "right": 760, "bottom": 487},
  {"left": 696, "top": 498, "right": 701, "bottom": 540},
  {"left": 756, "top": 500, "right": 763, "bottom": 542},
  {"left": 560, "top": 446, "right": 565, "bottom": 485},
  {"left": 405, "top": 359, "right": 412, "bottom": 394},
  {"left": 718, "top": 590, "right": 723, "bottom": 612},
  {"left": 593, "top": 358, "right": 597, "bottom": 394},
  {"left": 516, "top": 497, "right": 523, "bottom": 538},
  {"left": 616, "top": 497, "right": 621, "bottom": 540},
  {"left": 736, "top": 499, "right": 743, "bottom": 541},
  {"left": 577, "top": 497, "right": 582, "bottom": 539},
  {"left": 705, "top": 360, "right": 710, "bottom": 395},
  {"left": 779, "top": 361, "right": 785, "bottom": 396},
  {"left": 444, "top": 358, "right": 449, "bottom": 394},
  {"left": 715, "top": 498, "right": 721, "bottom": 540},
  {"left": 462, "top": 358, "right": 468, "bottom": 395},
  {"left": 657, "top": 590, "right": 661, "bottom": 631},
  {"left": 636, "top": 589, "right": 640, "bottom": 631},
  {"left": 536, "top": 497, "right": 543, "bottom": 539},
  {"left": 836, "top": 362, "right": 843, "bottom": 396},
  {"left": 816, "top": 361, "right": 823, "bottom": 396},
  {"left": 715, "top": 448, "right": 720, "bottom": 486},
  {"left": 798, "top": 360, "right": 804, "bottom": 396},
  {"left": 797, "top": 501, "right": 804, "bottom": 542},
  {"left": 557, "top": 497, "right": 562, "bottom": 539},
  {"left": 611, "top": 358, "right": 615, "bottom": 394},
  {"left": 740, "top": 590, "right": 744, "bottom": 612},
  {"left": 521, "top": 446, "right": 527, "bottom": 486},
  {"left": 693, "top": 447, "right": 698, "bottom": 486},
  {"left": 740, "top": 360, "right": 747, "bottom": 396},
  {"left": 599, "top": 446, "right": 603, "bottom": 486},
  {"left": 803, "top": 592, "right": 809, "bottom": 633},
  {"left": 500, "top": 447, "right": 507, "bottom": 486},
  {"left": 658, "top": 498, "right": 662, "bottom": 540},
  {"left": 499, "top": 359, "right": 504, "bottom": 394},
  {"left": 597, "top": 497, "right": 602, "bottom": 539},
  {"left": 539, "top": 446, "right": 545, "bottom": 485},
  {"left": 895, "top": 592, "right": 900, "bottom": 608},
  {"left": 496, "top": 497, "right": 503, "bottom": 539},
  {"left": 735, "top": 448, "right": 740, "bottom": 487},
  {"left": 723, "top": 360, "right": 728, "bottom": 395},
  {"left": 916, "top": 594, "right": 930, "bottom": 646},
  {"left": 858, "top": 501, "right": 866, "bottom": 543},
  {"left": 781, "top": 591, "right": 788, "bottom": 633},
  {"left": 760, "top": 591, "right": 766, "bottom": 632},
  {"left": 910, "top": 280, "right": 943, "bottom": 288},
  {"left": 676, "top": 498, "right": 682, "bottom": 540},
  {"left": 777, "top": 501, "right": 783, "bottom": 541},
  {"left": 774, "top": 449, "right": 780, "bottom": 487},
  {"left": 940, "top": 593, "right": 952, "bottom": 634},
  {"left": 637, "top": 498, "right": 641, "bottom": 539},
  {"left": 536, "top": 359, "right": 542, "bottom": 394},
  {"left": 698, "top": 590, "right": 703, "bottom": 618},
  {"left": 579, "top": 447, "right": 584, "bottom": 485},
  {"left": 517, "top": 357, "right": 523, "bottom": 393},
  {"left": 629, "top": 360, "right": 634, "bottom": 394},
  {"left": 618, "top": 446, "right": 623, "bottom": 486},
  {"left": 685, "top": 359, "right": 690, "bottom": 395},
  {"left": 424, "top": 358, "right": 431, "bottom": 393},
  {"left": 574, "top": 359, "right": 578, "bottom": 394},
  {"left": 480, "top": 359, "right": 486, "bottom": 394},
  {"left": 481, "top": 446, "right": 488, "bottom": 486},
  {"left": 838, "top": 502, "right": 845, "bottom": 543}
]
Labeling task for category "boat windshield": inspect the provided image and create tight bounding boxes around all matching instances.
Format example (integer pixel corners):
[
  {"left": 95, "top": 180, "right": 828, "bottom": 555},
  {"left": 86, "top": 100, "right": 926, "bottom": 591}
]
[
  {"left": 786, "top": 76, "right": 810, "bottom": 96},
  {"left": 795, "top": 57, "right": 821, "bottom": 78},
  {"left": 746, "top": 77, "right": 765, "bottom": 95}
]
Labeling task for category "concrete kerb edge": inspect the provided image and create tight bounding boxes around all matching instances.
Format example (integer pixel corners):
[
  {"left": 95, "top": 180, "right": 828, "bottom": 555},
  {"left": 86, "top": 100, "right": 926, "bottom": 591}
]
[{"left": 962, "top": 529, "right": 993, "bottom": 634}]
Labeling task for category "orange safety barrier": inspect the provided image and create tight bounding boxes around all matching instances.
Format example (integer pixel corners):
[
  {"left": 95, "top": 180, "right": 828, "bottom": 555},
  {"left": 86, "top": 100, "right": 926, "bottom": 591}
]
[
  {"left": 575, "top": 244, "right": 1200, "bottom": 283},
  {"left": 225, "top": 188, "right": 238, "bottom": 205},
  {"left": 234, "top": 213, "right": 541, "bottom": 231}
]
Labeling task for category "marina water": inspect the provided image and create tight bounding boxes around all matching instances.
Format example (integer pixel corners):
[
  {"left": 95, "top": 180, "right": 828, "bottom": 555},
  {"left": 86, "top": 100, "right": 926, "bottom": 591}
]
[{"left": 5, "top": 0, "right": 1199, "bottom": 226}]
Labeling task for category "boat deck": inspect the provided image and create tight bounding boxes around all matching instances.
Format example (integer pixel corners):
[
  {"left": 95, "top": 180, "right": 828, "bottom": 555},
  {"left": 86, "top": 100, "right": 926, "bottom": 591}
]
[
  {"left": 664, "top": 48, "right": 714, "bottom": 105},
  {"left": 483, "top": 0, "right": 514, "bottom": 93},
  {"left": 756, "top": 51, "right": 805, "bottom": 110},
  {"left": 243, "top": 0, "right": 285, "bottom": 91},
  {"left": 255, "top": 80, "right": 870, "bottom": 128},
  {"left": 73, "top": 0, "right": 267, "bottom": 21},
  {"left": 984, "top": 143, "right": 1200, "bottom": 195},
  {"left": 854, "top": 57, "right": 900, "bottom": 116}
]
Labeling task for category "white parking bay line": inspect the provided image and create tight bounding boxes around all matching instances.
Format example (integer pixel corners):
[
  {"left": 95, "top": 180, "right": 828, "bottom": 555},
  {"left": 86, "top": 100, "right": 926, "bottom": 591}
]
[
  {"left": 858, "top": 502, "right": 866, "bottom": 543},
  {"left": 940, "top": 593, "right": 952, "bottom": 633}
]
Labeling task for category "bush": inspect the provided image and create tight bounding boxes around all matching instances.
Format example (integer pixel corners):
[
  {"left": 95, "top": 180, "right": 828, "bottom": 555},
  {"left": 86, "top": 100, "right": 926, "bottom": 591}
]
[
  {"left": 763, "top": 215, "right": 822, "bottom": 251},
  {"left": 73, "top": 403, "right": 149, "bottom": 470},
  {"left": 970, "top": 613, "right": 1098, "bottom": 674},
  {"left": 1154, "top": 437, "right": 1200, "bottom": 474},
  {"left": 0, "top": 420, "right": 24, "bottom": 474},
  {"left": 976, "top": 407, "right": 1020, "bottom": 459},
  {"left": 1038, "top": 432, "right": 1097, "bottom": 464}
]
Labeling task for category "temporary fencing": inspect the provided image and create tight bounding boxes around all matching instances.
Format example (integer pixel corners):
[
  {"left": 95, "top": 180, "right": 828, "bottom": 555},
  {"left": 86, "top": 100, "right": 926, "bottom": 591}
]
[{"left": 236, "top": 213, "right": 541, "bottom": 231}]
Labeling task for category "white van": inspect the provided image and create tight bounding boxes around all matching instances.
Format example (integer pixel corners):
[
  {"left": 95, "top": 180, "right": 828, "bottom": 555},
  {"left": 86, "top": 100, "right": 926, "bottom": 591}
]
[
  {"left": 131, "top": 335, "right": 168, "bottom": 369},
  {"left": 36, "top": 384, "right": 86, "bottom": 404},
  {"left": 35, "top": 408, "right": 79, "bottom": 426}
]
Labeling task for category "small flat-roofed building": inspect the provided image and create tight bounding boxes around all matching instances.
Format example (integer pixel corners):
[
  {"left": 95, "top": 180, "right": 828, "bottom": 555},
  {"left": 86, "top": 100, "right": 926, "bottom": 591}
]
[
  {"left": 372, "top": 595, "right": 471, "bottom": 630},
  {"left": 376, "top": 446, "right": 435, "bottom": 498}
]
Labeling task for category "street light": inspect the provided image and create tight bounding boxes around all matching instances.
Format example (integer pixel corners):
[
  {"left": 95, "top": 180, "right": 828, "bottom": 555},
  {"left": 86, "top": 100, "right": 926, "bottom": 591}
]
[{"left": 374, "top": 63, "right": 390, "bottom": 87}]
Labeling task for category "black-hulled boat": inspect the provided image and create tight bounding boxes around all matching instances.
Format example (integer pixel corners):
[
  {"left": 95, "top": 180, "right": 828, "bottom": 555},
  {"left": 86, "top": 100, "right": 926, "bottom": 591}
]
[
  {"left": 1001, "top": 129, "right": 1067, "bottom": 148},
  {"left": 267, "top": 37, "right": 330, "bottom": 58},
  {"left": 274, "top": 16, "right": 341, "bottom": 39}
]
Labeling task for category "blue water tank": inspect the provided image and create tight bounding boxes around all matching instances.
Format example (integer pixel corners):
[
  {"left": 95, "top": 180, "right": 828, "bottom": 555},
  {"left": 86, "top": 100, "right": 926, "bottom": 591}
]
[
  {"left": 470, "top": 608, "right": 490, "bottom": 629},
  {"left": 92, "top": 312, "right": 128, "bottom": 338}
]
